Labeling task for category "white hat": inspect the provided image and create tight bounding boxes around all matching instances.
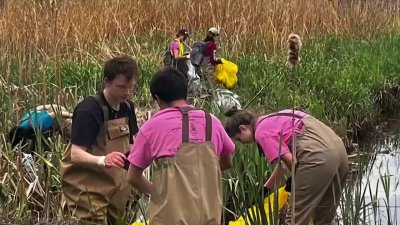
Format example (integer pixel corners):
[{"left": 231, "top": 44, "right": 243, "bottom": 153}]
[{"left": 208, "top": 27, "right": 220, "bottom": 36}]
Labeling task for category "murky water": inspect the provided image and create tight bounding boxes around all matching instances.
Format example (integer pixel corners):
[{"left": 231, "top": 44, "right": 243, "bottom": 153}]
[
  {"left": 342, "top": 119, "right": 400, "bottom": 225},
  {"left": 361, "top": 149, "right": 400, "bottom": 224}
]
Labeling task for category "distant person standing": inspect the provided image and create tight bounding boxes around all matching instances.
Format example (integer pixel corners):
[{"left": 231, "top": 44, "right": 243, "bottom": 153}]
[
  {"left": 201, "top": 27, "right": 222, "bottom": 92},
  {"left": 163, "top": 29, "right": 190, "bottom": 77}
]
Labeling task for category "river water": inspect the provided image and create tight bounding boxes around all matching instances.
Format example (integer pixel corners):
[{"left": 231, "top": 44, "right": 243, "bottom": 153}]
[{"left": 340, "top": 118, "right": 400, "bottom": 225}]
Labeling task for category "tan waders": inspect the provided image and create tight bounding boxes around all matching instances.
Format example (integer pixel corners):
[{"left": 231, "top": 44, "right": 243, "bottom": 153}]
[
  {"left": 285, "top": 116, "right": 348, "bottom": 225},
  {"left": 149, "top": 107, "right": 222, "bottom": 225},
  {"left": 61, "top": 97, "right": 133, "bottom": 225}
]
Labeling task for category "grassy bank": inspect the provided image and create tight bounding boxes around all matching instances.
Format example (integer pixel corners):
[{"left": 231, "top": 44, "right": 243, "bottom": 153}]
[{"left": 3, "top": 34, "right": 400, "bottom": 131}]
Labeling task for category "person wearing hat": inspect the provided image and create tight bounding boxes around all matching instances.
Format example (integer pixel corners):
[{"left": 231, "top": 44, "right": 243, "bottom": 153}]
[
  {"left": 164, "top": 29, "right": 190, "bottom": 77},
  {"left": 201, "top": 27, "right": 222, "bottom": 92}
]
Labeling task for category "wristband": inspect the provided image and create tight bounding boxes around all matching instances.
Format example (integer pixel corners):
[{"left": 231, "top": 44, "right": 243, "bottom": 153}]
[{"left": 98, "top": 156, "right": 106, "bottom": 167}]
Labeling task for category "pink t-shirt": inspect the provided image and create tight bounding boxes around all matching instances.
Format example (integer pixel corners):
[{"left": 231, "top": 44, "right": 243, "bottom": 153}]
[
  {"left": 170, "top": 40, "right": 180, "bottom": 53},
  {"left": 128, "top": 106, "right": 235, "bottom": 169},
  {"left": 255, "top": 109, "right": 308, "bottom": 164}
]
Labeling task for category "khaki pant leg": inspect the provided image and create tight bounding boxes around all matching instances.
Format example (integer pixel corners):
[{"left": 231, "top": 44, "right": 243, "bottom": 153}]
[
  {"left": 61, "top": 192, "right": 108, "bottom": 225},
  {"left": 107, "top": 184, "right": 132, "bottom": 225},
  {"left": 313, "top": 144, "right": 348, "bottom": 225},
  {"left": 285, "top": 152, "right": 337, "bottom": 225},
  {"left": 286, "top": 116, "right": 348, "bottom": 225},
  {"left": 202, "top": 63, "right": 216, "bottom": 91}
]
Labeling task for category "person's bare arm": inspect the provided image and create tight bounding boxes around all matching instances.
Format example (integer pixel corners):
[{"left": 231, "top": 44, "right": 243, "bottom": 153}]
[
  {"left": 263, "top": 153, "right": 292, "bottom": 188},
  {"left": 60, "top": 111, "right": 73, "bottom": 118},
  {"left": 49, "top": 111, "right": 73, "bottom": 120},
  {"left": 264, "top": 164, "right": 285, "bottom": 189},
  {"left": 219, "top": 153, "right": 233, "bottom": 171},
  {"left": 173, "top": 49, "right": 188, "bottom": 60},
  {"left": 281, "top": 153, "right": 293, "bottom": 171},
  {"left": 71, "top": 144, "right": 126, "bottom": 168},
  {"left": 127, "top": 164, "right": 155, "bottom": 195}
]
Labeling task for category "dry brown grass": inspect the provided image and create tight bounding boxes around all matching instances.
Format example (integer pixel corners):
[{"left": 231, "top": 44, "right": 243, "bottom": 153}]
[{"left": 1, "top": 0, "right": 399, "bottom": 58}]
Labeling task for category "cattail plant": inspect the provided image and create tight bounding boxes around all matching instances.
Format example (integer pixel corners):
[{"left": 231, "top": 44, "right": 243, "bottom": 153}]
[
  {"left": 287, "top": 33, "right": 302, "bottom": 224},
  {"left": 287, "top": 34, "right": 302, "bottom": 68}
]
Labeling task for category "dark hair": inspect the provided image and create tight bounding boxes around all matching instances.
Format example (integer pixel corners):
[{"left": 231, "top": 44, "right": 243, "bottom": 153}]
[
  {"left": 8, "top": 126, "right": 34, "bottom": 148},
  {"left": 224, "top": 108, "right": 255, "bottom": 137},
  {"left": 150, "top": 68, "right": 188, "bottom": 104},
  {"left": 104, "top": 56, "right": 138, "bottom": 82},
  {"left": 176, "top": 29, "right": 189, "bottom": 38},
  {"left": 204, "top": 32, "right": 215, "bottom": 42}
]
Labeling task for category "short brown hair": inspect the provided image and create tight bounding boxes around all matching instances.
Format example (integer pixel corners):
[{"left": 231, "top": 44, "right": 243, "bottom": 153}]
[{"left": 104, "top": 56, "right": 138, "bottom": 81}]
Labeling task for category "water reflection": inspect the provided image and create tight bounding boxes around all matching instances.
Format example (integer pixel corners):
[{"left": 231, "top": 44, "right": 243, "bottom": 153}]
[{"left": 342, "top": 118, "right": 400, "bottom": 225}]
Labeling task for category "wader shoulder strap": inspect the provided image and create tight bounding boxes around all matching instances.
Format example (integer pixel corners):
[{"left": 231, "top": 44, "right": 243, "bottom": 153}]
[
  {"left": 178, "top": 107, "right": 212, "bottom": 143},
  {"left": 179, "top": 107, "right": 192, "bottom": 143},
  {"left": 126, "top": 100, "right": 138, "bottom": 144},
  {"left": 205, "top": 112, "right": 212, "bottom": 142},
  {"left": 92, "top": 94, "right": 109, "bottom": 146},
  {"left": 258, "top": 112, "right": 304, "bottom": 126}
]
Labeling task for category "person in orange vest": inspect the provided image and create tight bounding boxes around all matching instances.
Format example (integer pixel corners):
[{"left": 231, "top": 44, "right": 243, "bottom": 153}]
[
  {"left": 127, "top": 68, "right": 235, "bottom": 225},
  {"left": 224, "top": 108, "right": 348, "bottom": 225},
  {"left": 60, "top": 56, "right": 140, "bottom": 225}
]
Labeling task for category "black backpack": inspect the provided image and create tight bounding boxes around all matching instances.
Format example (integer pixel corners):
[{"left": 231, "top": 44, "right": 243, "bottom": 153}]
[
  {"left": 190, "top": 41, "right": 207, "bottom": 67},
  {"left": 163, "top": 43, "right": 173, "bottom": 67}
]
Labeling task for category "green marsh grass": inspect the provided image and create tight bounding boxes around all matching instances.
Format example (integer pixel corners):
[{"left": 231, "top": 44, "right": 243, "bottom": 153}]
[{"left": 2, "top": 34, "right": 400, "bottom": 224}]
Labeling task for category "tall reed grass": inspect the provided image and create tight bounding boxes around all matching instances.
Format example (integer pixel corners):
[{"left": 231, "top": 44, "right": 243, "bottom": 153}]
[{"left": 1, "top": 0, "right": 400, "bottom": 58}]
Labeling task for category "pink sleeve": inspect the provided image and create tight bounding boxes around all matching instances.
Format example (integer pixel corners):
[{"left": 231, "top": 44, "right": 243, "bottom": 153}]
[
  {"left": 170, "top": 41, "right": 179, "bottom": 53},
  {"left": 255, "top": 134, "right": 290, "bottom": 164},
  {"left": 215, "top": 119, "right": 235, "bottom": 156},
  {"left": 128, "top": 130, "right": 152, "bottom": 169}
]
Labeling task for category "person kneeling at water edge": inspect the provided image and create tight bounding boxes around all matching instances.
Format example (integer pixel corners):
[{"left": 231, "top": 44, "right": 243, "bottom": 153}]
[
  {"left": 224, "top": 108, "right": 348, "bottom": 225},
  {"left": 127, "top": 68, "right": 235, "bottom": 225}
]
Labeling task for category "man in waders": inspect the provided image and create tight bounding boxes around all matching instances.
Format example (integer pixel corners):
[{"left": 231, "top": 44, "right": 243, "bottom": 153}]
[
  {"left": 61, "top": 56, "right": 139, "bottom": 225},
  {"left": 127, "top": 68, "right": 235, "bottom": 225}
]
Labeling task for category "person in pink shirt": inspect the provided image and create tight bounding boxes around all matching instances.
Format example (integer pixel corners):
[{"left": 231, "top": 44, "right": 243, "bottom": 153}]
[
  {"left": 127, "top": 68, "right": 235, "bottom": 225},
  {"left": 224, "top": 108, "right": 348, "bottom": 225},
  {"left": 163, "top": 29, "right": 190, "bottom": 78}
]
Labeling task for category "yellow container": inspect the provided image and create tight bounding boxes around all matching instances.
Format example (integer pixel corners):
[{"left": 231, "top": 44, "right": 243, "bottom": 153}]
[
  {"left": 229, "top": 186, "right": 289, "bottom": 225},
  {"left": 215, "top": 58, "right": 238, "bottom": 89}
]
